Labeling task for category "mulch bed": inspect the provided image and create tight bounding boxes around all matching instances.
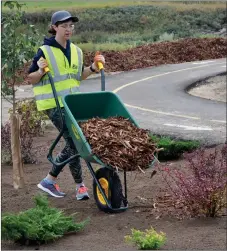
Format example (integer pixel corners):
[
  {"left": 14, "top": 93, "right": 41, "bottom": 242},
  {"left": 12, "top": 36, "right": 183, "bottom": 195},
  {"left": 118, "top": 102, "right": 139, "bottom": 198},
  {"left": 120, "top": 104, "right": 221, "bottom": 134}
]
[{"left": 13, "top": 37, "right": 226, "bottom": 85}]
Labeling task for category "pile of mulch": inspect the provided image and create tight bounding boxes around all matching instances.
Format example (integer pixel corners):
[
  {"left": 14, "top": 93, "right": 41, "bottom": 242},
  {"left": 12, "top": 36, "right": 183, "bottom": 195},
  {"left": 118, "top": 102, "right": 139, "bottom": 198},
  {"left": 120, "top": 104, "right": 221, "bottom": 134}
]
[
  {"left": 16, "top": 37, "right": 226, "bottom": 85},
  {"left": 79, "top": 116, "right": 161, "bottom": 171},
  {"left": 84, "top": 37, "right": 227, "bottom": 72}
]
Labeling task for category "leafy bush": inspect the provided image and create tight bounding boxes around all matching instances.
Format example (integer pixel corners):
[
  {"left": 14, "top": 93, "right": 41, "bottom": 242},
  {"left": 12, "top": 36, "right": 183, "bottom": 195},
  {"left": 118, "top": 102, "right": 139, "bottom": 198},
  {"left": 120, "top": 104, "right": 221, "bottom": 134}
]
[
  {"left": 1, "top": 99, "right": 48, "bottom": 164},
  {"left": 1, "top": 194, "right": 89, "bottom": 245},
  {"left": 158, "top": 32, "right": 174, "bottom": 42},
  {"left": 11, "top": 99, "right": 48, "bottom": 135},
  {"left": 125, "top": 227, "right": 166, "bottom": 250},
  {"left": 160, "top": 144, "right": 227, "bottom": 217},
  {"left": 4, "top": 5, "right": 225, "bottom": 48},
  {"left": 150, "top": 135, "right": 200, "bottom": 160},
  {"left": 1, "top": 1, "right": 42, "bottom": 98}
]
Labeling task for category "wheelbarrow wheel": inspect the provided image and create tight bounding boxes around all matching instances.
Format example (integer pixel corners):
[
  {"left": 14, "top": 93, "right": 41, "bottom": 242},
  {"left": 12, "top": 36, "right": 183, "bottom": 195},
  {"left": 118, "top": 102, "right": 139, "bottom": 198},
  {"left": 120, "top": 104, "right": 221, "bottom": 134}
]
[{"left": 93, "top": 167, "right": 124, "bottom": 213}]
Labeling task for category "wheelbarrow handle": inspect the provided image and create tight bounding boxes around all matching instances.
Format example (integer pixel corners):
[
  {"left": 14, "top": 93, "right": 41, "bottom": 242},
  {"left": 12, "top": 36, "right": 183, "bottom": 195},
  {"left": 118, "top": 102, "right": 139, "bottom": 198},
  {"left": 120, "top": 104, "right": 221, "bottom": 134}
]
[
  {"left": 95, "top": 51, "right": 105, "bottom": 91},
  {"left": 97, "top": 62, "right": 105, "bottom": 91},
  {"left": 44, "top": 66, "right": 79, "bottom": 168},
  {"left": 44, "top": 66, "right": 65, "bottom": 128}
]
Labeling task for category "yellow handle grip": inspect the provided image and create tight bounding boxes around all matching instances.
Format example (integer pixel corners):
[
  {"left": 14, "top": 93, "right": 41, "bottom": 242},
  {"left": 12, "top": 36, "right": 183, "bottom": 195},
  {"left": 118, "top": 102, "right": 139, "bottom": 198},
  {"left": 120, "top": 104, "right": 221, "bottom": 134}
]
[
  {"left": 95, "top": 51, "right": 104, "bottom": 71},
  {"left": 97, "top": 62, "right": 104, "bottom": 70},
  {"left": 44, "top": 67, "right": 50, "bottom": 73},
  {"left": 39, "top": 57, "right": 50, "bottom": 73}
]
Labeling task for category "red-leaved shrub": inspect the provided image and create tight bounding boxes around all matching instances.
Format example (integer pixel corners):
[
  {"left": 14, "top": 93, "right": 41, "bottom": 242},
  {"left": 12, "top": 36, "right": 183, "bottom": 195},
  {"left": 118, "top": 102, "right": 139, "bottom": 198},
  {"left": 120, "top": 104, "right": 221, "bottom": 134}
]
[{"left": 160, "top": 144, "right": 227, "bottom": 217}]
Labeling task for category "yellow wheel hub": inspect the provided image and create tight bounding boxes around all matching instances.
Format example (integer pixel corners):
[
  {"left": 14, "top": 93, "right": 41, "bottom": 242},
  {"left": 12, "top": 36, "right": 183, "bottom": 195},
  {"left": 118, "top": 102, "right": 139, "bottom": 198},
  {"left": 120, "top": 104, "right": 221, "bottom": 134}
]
[{"left": 96, "top": 178, "right": 109, "bottom": 205}]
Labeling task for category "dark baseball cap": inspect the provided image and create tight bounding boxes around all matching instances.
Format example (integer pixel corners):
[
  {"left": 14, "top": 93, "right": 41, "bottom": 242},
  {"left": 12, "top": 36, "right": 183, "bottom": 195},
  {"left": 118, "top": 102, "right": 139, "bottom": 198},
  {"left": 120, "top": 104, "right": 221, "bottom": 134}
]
[{"left": 51, "top": 10, "right": 79, "bottom": 25}]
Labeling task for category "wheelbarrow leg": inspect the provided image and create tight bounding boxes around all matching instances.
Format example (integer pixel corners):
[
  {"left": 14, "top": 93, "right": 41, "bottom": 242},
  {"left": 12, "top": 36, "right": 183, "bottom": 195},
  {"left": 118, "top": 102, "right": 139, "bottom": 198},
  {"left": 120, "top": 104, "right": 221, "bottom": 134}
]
[{"left": 123, "top": 170, "right": 128, "bottom": 207}]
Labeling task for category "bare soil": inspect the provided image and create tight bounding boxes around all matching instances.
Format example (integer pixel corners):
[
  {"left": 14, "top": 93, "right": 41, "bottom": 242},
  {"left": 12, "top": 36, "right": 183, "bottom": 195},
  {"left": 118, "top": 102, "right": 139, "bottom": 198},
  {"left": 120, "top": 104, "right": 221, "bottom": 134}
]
[
  {"left": 1, "top": 128, "right": 227, "bottom": 250},
  {"left": 188, "top": 74, "right": 226, "bottom": 103}
]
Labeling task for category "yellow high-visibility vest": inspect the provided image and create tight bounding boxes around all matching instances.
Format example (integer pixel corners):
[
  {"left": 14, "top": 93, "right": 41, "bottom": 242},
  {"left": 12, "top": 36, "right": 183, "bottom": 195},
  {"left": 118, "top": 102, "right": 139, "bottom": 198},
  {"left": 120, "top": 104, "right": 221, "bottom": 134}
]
[{"left": 32, "top": 43, "right": 83, "bottom": 111}]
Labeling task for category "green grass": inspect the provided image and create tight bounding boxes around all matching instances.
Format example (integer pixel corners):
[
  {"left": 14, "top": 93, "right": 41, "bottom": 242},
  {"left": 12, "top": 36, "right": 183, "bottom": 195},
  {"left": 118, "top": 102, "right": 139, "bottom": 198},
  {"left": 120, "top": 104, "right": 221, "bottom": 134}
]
[
  {"left": 3, "top": 0, "right": 152, "bottom": 11},
  {"left": 75, "top": 32, "right": 221, "bottom": 52},
  {"left": 2, "top": 1, "right": 226, "bottom": 12},
  {"left": 71, "top": 30, "right": 174, "bottom": 51},
  {"left": 75, "top": 42, "right": 134, "bottom": 52},
  {"left": 192, "top": 33, "right": 221, "bottom": 39},
  {"left": 150, "top": 134, "right": 200, "bottom": 160},
  {"left": 3, "top": 3, "right": 225, "bottom": 52},
  {"left": 11, "top": 4, "right": 225, "bottom": 50},
  {"left": 72, "top": 29, "right": 177, "bottom": 45}
]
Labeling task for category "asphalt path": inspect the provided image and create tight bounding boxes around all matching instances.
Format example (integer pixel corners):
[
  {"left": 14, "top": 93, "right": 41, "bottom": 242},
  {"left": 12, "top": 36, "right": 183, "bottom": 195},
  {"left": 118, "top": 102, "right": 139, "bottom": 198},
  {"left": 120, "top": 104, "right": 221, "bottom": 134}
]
[
  {"left": 80, "top": 58, "right": 226, "bottom": 145},
  {"left": 4, "top": 58, "right": 226, "bottom": 145}
]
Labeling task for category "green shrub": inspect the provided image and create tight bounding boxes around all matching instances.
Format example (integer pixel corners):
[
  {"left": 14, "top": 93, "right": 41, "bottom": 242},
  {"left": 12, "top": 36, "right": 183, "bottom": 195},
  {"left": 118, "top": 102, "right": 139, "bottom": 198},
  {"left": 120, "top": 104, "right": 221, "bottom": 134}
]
[
  {"left": 11, "top": 99, "right": 48, "bottom": 132},
  {"left": 158, "top": 32, "right": 175, "bottom": 42},
  {"left": 125, "top": 227, "right": 166, "bottom": 250},
  {"left": 3, "top": 5, "right": 225, "bottom": 39},
  {"left": 1, "top": 194, "right": 89, "bottom": 245},
  {"left": 5, "top": 5, "right": 224, "bottom": 50},
  {"left": 150, "top": 135, "right": 200, "bottom": 160}
]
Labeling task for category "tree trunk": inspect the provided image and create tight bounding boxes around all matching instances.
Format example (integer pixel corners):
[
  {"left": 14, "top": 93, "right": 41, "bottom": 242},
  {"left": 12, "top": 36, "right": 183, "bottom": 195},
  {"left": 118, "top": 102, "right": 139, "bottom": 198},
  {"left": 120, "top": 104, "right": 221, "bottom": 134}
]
[{"left": 10, "top": 113, "right": 25, "bottom": 189}]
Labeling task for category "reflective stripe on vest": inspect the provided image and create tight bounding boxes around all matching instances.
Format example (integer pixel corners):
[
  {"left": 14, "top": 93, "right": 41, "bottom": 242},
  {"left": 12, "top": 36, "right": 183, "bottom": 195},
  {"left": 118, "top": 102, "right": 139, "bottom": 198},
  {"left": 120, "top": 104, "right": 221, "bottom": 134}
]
[
  {"left": 33, "top": 73, "right": 81, "bottom": 87},
  {"left": 45, "top": 45, "right": 60, "bottom": 76},
  {"left": 35, "top": 86, "right": 80, "bottom": 100},
  {"left": 33, "top": 43, "right": 83, "bottom": 111}
]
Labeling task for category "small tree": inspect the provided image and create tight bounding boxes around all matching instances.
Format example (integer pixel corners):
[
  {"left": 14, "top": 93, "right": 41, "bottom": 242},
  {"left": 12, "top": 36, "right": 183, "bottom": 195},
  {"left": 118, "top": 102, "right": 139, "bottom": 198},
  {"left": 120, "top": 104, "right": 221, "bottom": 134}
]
[{"left": 1, "top": 1, "right": 41, "bottom": 189}]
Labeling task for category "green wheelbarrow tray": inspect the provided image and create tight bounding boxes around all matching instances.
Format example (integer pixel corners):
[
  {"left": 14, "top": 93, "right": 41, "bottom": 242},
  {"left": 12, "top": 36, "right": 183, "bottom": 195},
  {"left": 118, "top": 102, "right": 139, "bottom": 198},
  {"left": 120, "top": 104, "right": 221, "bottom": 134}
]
[
  {"left": 62, "top": 91, "right": 157, "bottom": 168},
  {"left": 63, "top": 92, "right": 133, "bottom": 165}
]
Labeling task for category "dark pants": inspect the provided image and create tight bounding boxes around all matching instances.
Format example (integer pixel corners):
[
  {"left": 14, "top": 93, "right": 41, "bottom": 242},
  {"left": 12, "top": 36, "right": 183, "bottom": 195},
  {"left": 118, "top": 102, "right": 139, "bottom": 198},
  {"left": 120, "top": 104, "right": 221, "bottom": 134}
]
[{"left": 45, "top": 107, "right": 83, "bottom": 184}]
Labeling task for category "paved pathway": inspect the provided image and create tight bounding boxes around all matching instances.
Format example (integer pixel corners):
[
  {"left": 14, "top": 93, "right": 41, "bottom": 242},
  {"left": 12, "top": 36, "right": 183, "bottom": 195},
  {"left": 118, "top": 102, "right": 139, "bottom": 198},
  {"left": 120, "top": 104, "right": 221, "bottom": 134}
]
[{"left": 2, "top": 58, "right": 226, "bottom": 145}]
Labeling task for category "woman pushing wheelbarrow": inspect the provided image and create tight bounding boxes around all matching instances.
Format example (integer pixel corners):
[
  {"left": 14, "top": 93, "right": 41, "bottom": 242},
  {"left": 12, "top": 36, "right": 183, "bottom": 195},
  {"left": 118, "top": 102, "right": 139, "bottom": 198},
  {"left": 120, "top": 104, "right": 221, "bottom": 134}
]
[{"left": 28, "top": 10, "right": 105, "bottom": 200}]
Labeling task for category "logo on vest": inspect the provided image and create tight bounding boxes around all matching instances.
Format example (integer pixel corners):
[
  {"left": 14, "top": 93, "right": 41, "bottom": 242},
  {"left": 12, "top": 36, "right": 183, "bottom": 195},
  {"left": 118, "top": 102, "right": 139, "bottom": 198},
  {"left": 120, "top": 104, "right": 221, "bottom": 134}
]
[{"left": 72, "top": 64, "right": 78, "bottom": 70}]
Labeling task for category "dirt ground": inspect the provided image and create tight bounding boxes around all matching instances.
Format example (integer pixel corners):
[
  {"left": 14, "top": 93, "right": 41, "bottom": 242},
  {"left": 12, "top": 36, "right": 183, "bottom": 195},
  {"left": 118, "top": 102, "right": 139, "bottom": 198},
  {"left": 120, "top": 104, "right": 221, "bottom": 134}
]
[
  {"left": 1, "top": 128, "right": 227, "bottom": 250},
  {"left": 188, "top": 74, "right": 226, "bottom": 103}
]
